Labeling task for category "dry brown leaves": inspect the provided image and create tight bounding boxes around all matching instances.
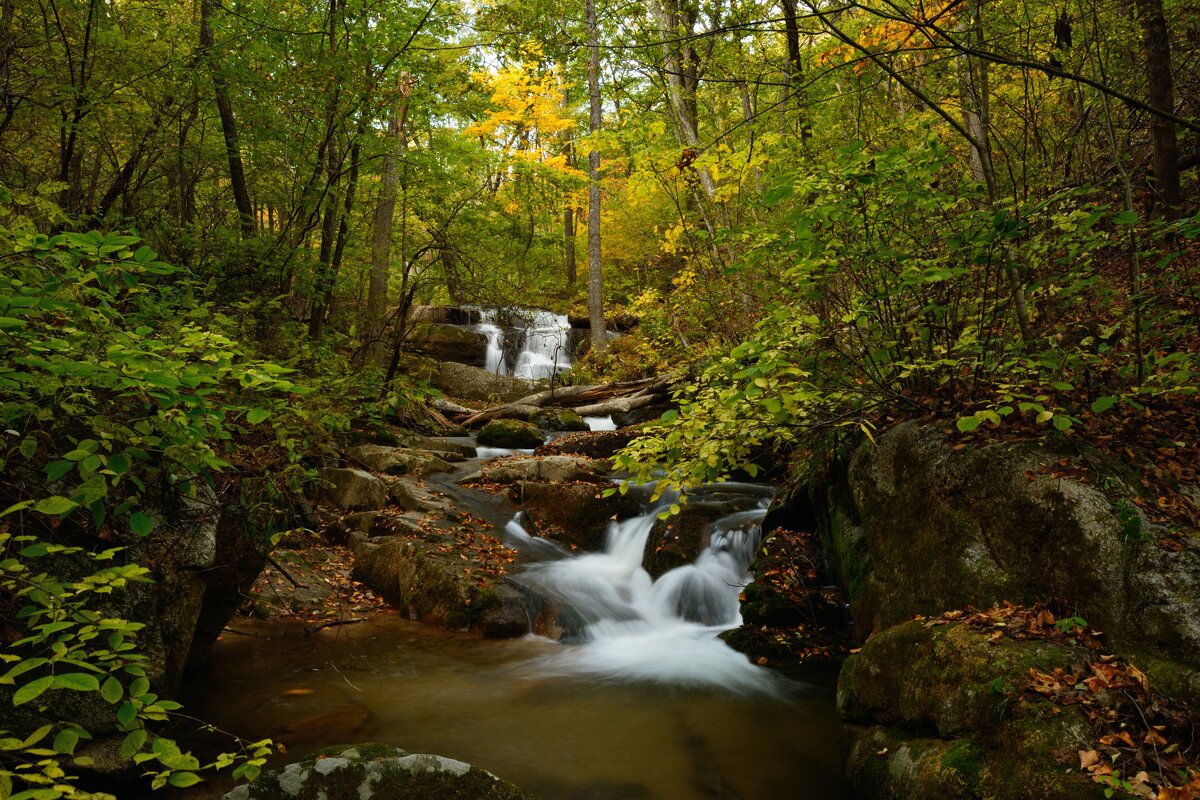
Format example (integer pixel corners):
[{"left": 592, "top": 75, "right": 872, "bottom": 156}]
[{"left": 926, "top": 603, "right": 1200, "bottom": 799}]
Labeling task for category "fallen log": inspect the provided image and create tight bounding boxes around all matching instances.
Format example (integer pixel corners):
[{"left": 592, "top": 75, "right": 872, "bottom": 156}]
[
  {"left": 569, "top": 393, "right": 664, "bottom": 418},
  {"left": 459, "top": 376, "right": 673, "bottom": 427}
]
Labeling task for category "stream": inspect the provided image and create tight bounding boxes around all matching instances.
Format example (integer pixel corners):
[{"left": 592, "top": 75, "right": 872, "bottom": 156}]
[{"left": 186, "top": 415, "right": 850, "bottom": 799}]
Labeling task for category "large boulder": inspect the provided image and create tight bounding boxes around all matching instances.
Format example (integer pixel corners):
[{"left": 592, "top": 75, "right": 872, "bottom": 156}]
[
  {"left": 406, "top": 322, "right": 488, "bottom": 367},
  {"left": 477, "top": 419, "right": 543, "bottom": 449},
  {"left": 223, "top": 743, "right": 534, "bottom": 800},
  {"left": 474, "top": 455, "right": 607, "bottom": 485},
  {"left": 346, "top": 445, "right": 455, "bottom": 477},
  {"left": 838, "top": 620, "right": 1102, "bottom": 800},
  {"left": 320, "top": 467, "right": 387, "bottom": 511},
  {"left": 408, "top": 304, "right": 480, "bottom": 326},
  {"left": 514, "top": 482, "right": 642, "bottom": 552},
  {"left": 532, "top": 407, "right": 588, "bottom": 432},
  {"left": 437, "top": 362, "right": 533, "bottom": 403},
  {"left": 535, "top": 429, "right": 641, "bottom": 460},
  {"left": 820, "top": 421, "right": 1200, "bottom": 676},
  {"left": 352, "top": 538, "right": 522, "bottom": 633}
]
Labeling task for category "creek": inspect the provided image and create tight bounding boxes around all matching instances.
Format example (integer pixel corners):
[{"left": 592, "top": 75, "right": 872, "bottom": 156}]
[{"left": 186, "top": 399, "right": 849, "bottom": 799}]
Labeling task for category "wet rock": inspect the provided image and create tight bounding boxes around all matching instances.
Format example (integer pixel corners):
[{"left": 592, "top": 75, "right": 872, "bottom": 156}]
[
  {"left": 532, "top": 407, "right": 588, "bottom": 432},
  {"left": 477, "top": 419, "right": 544, "bottom": 449},
  {"left": 222, "top": 742, "right": 534, "bottom": 800},
  {"left": 513, "top": 482, "right": 641, "bottom": 552},
  {"left": 612, "top": 404, "right": 673, "bottom": 428},
  {"left": 382, "top": 477, "right": 442, "bottom": 512},
  {"left": 406, "top": 321, "right": 489, "bottom": 368},
  {"left": 352, "top": 538, "right": 506, "bottom": 629},
  {"left": 822, "top": 420, "right": 1200, "bottom": 673},
  {"left": 477, "top": 455, "right": 608, "bottom": 485},
  {"left": 644, "top": 501, "right": 740, "bottom": 579},
  {"left": 320, "top": 467, "right": 387, "bottom": 511},
  {"left": 346, "top": 445, "right": 454, "bottom": 477},
  {"left": 409, "top": 304, "right": 481, "bottom": 326},
  {"left": 535, "top": 429, "right": 640, "bottom": 460},
  {"left": 437, "top": 361, "right": 533, "bottom": 403},
  {"left": 839, "top": 620, "right": 1101, "bottom": 800}
]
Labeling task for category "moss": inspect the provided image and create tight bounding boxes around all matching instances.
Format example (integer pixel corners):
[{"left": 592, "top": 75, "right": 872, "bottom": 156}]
[
  {"left": 939, "top": 739, "right": 984, "bottom": 785},
  {"left": 531, "top": 407, "right": 588, "bottom": 432},
  {"left": 477, "top": 419, "right": 543, "bottom": 449},
  {"left": 1131, "top": 654, "right": 1200, "bottom": 707}
]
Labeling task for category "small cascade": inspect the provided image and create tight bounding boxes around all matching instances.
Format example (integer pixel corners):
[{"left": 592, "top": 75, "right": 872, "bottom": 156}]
[
  {"left": 468, "top": 307, "right": 573, "bottom": 379},
  {"left": 509, "top": 492, "right": 779, "bottom": 694},
  {"left": 583, "top": 415, "right": 616, "bottom": 431},
  {"left": 474, "top": 308, "right": 507, "bottom": 375},
  {"left": 512, "top": 310, "right": 572, "bottom": 380}
]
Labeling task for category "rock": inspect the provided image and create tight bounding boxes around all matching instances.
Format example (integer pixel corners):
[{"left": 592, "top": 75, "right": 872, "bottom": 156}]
[
  {"left": 645, "top": 500, "right": 743, "bottom": 578},
  {"left": 382, "top": 477, "right": 441, "bottom": 512},
  {"left": 839, "top": 620, "right": 1101, "bottom": 800},
  {"left": 437, "top": 361, "right": 533, "bottom": 403},
  {"left": 352, "top": 538, "right": 508, "bottom": 629},
  {"left": 612, "top": 403, "right": 673, "bottom": 427},
  {"left": 401, "top": 435, "right": 477, "bottom": 459},
  {"left": 532, "top": 407, "right": 588, "bottom": 432},
  {"left": 222, "top": 742, "right": 534, "bottom": 800},
  {"left": 820, "top": 421, "right": 1200, "bottom": 673},
  {"left": 406, "top": 322, "right": 488, "bottom": 367},
  {"left": 513, "top": 482, "right": 641, "bottom": 552},
  {"left": 535, "top": 429, "right": 640, "bottom": 459},
  {"left": 320, "top": 467, "right": 388, "bottom": 511},
  {"left": 408, "top": 304, "right": 480, "bottom": 326},
  {"left": 477, "top": 419, "right": 544, "bottom": 449},
  {"left": 346, "top": 445, "right": 454, "bottom": 477},
  {"left": 478, "top": 455, "right": 607, "bottom": 485},
  {"left": 344, "top": 511, "right": 382, "bottom": 533}
]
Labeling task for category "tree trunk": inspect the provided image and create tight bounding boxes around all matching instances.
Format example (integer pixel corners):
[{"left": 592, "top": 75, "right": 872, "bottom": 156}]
[
  {"left": 368, "top": 76, "right": 412, "bottom": 356},
  {"left": 586, "top": 0, "right": 606, "bottom": 353},
  {"left": 1134, "top": 0, "right": 1181, "bottom": 213},
  {"left": 779, "top": 0, "right": 811, "bottom": 139},
  {"left": 199, "top": 0, "right": 254, "bottom": 237},
  {"left": 957, "top": 0, "right": 1033, "bottom": 345}
]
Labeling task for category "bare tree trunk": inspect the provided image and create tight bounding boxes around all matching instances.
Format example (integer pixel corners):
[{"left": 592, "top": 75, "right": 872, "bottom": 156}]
[
  {"left": 958, "top": 0, "right": 1032, "bottom": 344},
  {"left": 779, "top": 0, "right": 811, "bottom": 139},
  {"left": 562, "top": 87, "right": 578, "bottom": 286},
  {"left": 200, "top": 0, "right": 254, "bottom": 237},
  {"left": 1134, "top": 0, "right": 1181, "bottom": 213},
  {"left": 586, "top": 0, "right": 606, "bottom": 354},
  {"left": 368, "top": 76, "right": 412, "bottom": 355}
]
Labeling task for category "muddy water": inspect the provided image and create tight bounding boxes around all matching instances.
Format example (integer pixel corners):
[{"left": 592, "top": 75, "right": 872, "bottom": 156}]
[{"left": 186, "top": 616, "right": 847, "bottom": 799}]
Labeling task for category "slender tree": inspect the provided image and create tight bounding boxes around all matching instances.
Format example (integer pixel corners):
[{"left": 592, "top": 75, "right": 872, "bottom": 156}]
[{"left": 586, "top": 0, "right": 605, "bottom": 353}]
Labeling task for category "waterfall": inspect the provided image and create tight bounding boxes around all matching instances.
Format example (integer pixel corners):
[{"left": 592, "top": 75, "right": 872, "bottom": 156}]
[
  {"left": 508, "top": 493, "right": 779, "bottom": 694},
  {"left": 474, "top": 308, "right": 507, "bottom": 376},
  {"left": 512, "top": 310, "right": 572, "bottom": 380}
]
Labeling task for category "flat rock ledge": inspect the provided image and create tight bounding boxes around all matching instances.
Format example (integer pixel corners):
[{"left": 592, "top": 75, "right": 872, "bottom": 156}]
[{"left": 223, "top": 743, "right": 534, "bottom": 800}]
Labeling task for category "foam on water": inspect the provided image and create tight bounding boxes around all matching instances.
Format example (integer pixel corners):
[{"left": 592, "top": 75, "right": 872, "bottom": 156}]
[{"left": 513, "top": 498, "right": 779, "bottom": 694}]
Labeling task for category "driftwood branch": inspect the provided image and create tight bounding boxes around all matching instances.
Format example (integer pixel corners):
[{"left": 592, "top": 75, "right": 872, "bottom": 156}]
[{"left": 458, "top": 376, "right": 672, "bottom": 427}]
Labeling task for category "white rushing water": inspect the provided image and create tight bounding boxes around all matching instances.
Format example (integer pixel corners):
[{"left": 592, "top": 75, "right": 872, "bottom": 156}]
[
  {"left": 475, "top": 308, "right": 508, "bottom": 375},
  {"left": 512, "top": 310, "right": 572, "bottom": 380},
  {"left": 583, "top": 415, "right": 616, "bottom": 431},
  {"left": 509, "top": 497, "right": 779, "bottom": 694}
]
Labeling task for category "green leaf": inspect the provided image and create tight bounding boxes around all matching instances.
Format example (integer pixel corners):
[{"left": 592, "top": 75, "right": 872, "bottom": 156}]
[
  {"left": 116, "top": 702, "right": 138, "bottom": 727},
  {"left": 53, "top": 673, "right": 100, "bottom": 691},
  {"left": 35, "top": 496, "right": 78, "bottom": 516},
  {"left": 660, "top": 409, "right": 678, "bottom": 424},
  {"left": 1053, "top": 415, "right": 1073, "bottom": 431},
  {"left": 44, "top": 460, "right": 75, "bottom": 482},
  {"left": 1036, "top": 410, "right": 1055, "bottom": 424},
  {"left": 1113, "top": 210, "right": 1138, "bottom": 225},
  {"left": 120, "top": 728, "right": 147, "bottom": 759},
  {"left": 129, "top": 676, "right": 150, "bottom": 698},
  {"left": 956, "top": 415, "right": 982, "bottom": 432},
  {"left": 101, "top": 676, "right": 123, "bottom": 703},
  {"left": 130, "top": 512, "right": 153, "bottom": 537},
  {"left": 13, "top": 675, "right": 54, "bottom": 705},
  {"left": 52, "top": 728, "right": 80, "bottom": 755},
  {"left": 245, "top": 408, "right": 271, "bottom": 424},
  {"left": 1091, "top": 396, "right": 1118, "bottom": 413},
  {"left": 168, "top": 772, "right": 202, "bottom": 788}
]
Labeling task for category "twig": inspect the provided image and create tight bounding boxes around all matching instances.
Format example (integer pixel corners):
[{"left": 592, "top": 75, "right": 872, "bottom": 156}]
[{"left": 267, "top": 555, "right": 307, "bottom": 589}]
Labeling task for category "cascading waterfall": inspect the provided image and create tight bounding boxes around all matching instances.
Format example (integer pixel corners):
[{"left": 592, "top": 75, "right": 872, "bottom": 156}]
[
  {"left": 507, "top": 493, "right": 780, "bottom": 695},
  {"left": 512, "top": 310, "right": 572, "bottom": 379},
  {"left": 475, "top": 308, "right": 507, "bottom": 375},
  {"left": 470, "top": 307, "right": 573, "bottom": 379}
]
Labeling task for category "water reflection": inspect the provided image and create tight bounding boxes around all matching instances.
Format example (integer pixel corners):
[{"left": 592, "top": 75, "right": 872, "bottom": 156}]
[{"left": 186, "top": 617, "right": 847, "bottom": 800}]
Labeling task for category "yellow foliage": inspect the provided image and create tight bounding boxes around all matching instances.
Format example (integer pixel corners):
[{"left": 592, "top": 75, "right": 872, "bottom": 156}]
[{"left": 464, "top": 60, "right": 575, "bottom": 147}]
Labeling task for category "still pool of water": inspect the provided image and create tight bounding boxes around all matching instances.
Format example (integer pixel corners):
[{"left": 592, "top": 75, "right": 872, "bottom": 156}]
[{"left": 184, "top": 616, "right": 848, "bottom": 800}]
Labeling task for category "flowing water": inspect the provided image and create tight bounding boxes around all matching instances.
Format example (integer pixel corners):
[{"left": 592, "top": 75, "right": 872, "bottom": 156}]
[
  {"left": 472, "top": 307, "right": 573, "bottom": 380},
  {"left": 186, "top": 440, "right": 849, "bottom": 798}
]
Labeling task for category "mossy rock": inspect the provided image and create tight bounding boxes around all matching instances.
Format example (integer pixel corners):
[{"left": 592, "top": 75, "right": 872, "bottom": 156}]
[
  {"left": 477, "top": 419, "right": 543, "bottom": 449},
  {"left": 223, "top": 743, "right": 534, "bottom": 800},
  {"left": 531, "top": 407, "right": 588, "bottom": 432},
  {"left": 839, "top": 620, "right": 1103, "bottom": 799}
]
